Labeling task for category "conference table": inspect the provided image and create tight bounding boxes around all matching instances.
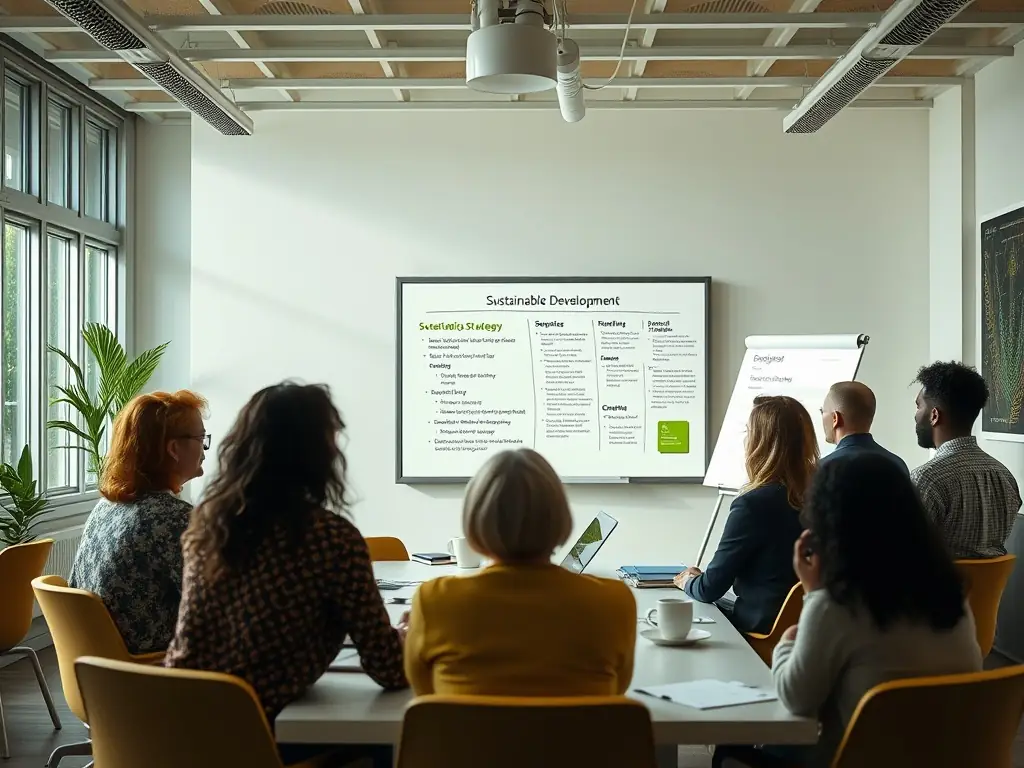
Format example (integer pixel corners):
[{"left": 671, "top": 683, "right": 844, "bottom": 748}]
[{"left": 275, "top": 561, "right": 818, "bottom": 767}]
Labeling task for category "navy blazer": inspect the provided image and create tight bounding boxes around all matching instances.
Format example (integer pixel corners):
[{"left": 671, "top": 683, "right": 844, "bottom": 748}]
[
  {"left": 819, "top": 433, "right": 909, "bottom": 476},
  {"left": 684, "top": 483, "right": 802, "bottom": 634}
]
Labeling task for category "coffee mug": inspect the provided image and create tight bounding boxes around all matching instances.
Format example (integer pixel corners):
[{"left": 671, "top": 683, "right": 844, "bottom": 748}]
[
  {"left": 645, "top": 598, "right": 694, "bottom": 641},
  {"left": 447, "top": 537, "right": 482, "bottom": 568}
]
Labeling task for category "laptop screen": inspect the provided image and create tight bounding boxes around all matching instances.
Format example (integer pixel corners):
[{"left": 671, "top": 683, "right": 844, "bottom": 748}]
[{"left": 559, "top": 511, "right": 618, "bottom": 574}]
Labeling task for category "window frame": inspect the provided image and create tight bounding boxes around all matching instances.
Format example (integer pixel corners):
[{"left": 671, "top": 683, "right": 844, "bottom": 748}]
[{"left": 0, "top": 36, "right": 134, "bottom": 522}]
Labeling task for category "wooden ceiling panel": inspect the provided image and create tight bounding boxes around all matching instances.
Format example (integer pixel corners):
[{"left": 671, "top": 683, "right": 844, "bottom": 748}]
[
  {"left": 39, "top": 31, "right": 93, "bottom": 49},
  {"left": 198, "top": 62, "right": 269, "bottom": 79},
  {"left": 643, "top": 59, "right": 748, "bottom": 77},
  {"left": 128, "top": 90, "right": 176, "bottom": 101},
  {"left": 814, "top": 0, "right": 895, "bottom": 9},
  {"left": 379, "top": 0, "right": 467, "bottom": 12},
  {"left": 970, "top": 0, "right": 1024, "bottom": 10},
  {"left": 88, "top": 62, "right": 143, "bottom": 78},
  {"left": 403, "top": 62, "right": 466, "bottom": 78},
  {"left": 127, "top": 0, "right": 209, "bottom": 14},
  {"left": 238, "top": 0, "right": 354, "bottom": 13},
  {"left": 287, "top": 62, "right": 389, "bottom": 76},
  {"left": 0, "top": 0, "right": 58, "bottom": 15}
]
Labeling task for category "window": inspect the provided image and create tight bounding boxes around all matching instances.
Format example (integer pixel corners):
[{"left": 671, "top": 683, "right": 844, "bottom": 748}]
[
  {"left": 47, "top": 100, "right": 72, "bottom": 207},
  {"left": 0, "top": 43, "right": 131, "bottom": 514},
  {"left": 4, "top": 78, "right": 29, "bottom": 193},
  {"left": 1, "top": 222, "right": 29, "bottom": 469},
  {"left": 46, "top": 232, "right": 79, "bottom": 492},
  {"left": 84, "top": 122, "right": 109, "bottom": 221}
]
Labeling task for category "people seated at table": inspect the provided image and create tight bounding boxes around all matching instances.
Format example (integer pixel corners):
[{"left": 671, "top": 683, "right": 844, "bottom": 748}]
[
  {"left": 819, "top": 381, "right": 908, "bottom": 475},
  {"left": 768, "top": 453, "right": 982, "bottom": 767},
  {"left": 675, "top": 395, "right": 816, "bottom": 634},
  {"left": 69, "top": 389, "right": 208, "bottom": 655},
  {"left": 911, "top": 360, "right": 1021, "bottom": 558},
  {"left": 403, "top": 447, "right": 636, "bottom": 696},
  {"left": 165, "top": 382, "right": 406, "bottom": 764}
]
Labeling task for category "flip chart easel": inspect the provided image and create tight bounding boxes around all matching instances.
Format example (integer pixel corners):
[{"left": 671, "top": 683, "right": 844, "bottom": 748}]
[{"left": 695, "top": 333, "right": 869, "bottom": 568}]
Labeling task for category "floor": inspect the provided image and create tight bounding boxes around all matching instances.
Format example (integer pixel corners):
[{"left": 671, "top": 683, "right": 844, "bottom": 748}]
[{"left": 1, "top": 648, "right": 1023, "bottom": 767}]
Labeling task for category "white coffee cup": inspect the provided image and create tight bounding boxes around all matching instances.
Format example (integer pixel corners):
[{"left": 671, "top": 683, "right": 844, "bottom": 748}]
[
  {"left": 645, "top": 598, "right": 694, "bottom": 641},
  {"left": 447, "top": 537, "right": 482, "bottom": 568}
]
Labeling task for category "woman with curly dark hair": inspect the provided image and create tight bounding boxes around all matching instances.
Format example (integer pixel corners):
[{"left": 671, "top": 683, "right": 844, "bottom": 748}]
[
  {"left": 722, "top": 452, "right": 982, "bottom": 767},
  {"left": 165, "top": 382, "right": 406, "bottom": 765}
]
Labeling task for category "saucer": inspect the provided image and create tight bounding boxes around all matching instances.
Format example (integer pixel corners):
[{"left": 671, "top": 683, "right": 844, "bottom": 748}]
[{"left": 640, "top": 628, "right": 712, "bottom": 647}]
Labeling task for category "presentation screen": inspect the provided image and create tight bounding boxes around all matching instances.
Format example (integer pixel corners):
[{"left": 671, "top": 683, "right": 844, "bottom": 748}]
[
  {"left": 703, "top": 334, "right": 868, "bottom": 492},
  {"left": 396, "top": 277, "right": 710, "bottom": 483}
]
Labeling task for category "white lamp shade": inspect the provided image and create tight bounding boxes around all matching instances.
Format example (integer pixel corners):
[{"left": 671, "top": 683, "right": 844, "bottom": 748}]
[{"left": 466, "top": 24, "right": 558, "bottom": 94}]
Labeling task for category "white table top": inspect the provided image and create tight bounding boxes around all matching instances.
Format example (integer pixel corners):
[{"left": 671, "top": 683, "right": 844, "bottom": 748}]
[{"left": 275, "top": 561, "right": 817, "bottom": 747}]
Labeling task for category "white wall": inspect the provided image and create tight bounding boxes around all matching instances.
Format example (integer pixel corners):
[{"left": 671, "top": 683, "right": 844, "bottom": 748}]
[
  {"left": 134, "top": 122, "right": 192, "bottom": 394},
  {"left": 189, "top": 109, "right": 930, "bottom": 567}
]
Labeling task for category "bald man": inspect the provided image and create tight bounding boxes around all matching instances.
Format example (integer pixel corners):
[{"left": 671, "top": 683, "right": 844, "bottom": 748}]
[{"left": 819, "top": 381, "right": 909, "bottom": 475}]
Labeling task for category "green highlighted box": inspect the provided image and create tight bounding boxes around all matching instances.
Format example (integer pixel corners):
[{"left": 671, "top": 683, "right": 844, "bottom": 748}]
[{"left": 657, "top": 421, "right": 690, "bottom": 454}]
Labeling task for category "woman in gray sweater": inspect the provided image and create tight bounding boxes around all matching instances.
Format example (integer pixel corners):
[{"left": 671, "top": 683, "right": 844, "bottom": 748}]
[{"left": 767, "top": 452, "right": 982, "bottom": 767}]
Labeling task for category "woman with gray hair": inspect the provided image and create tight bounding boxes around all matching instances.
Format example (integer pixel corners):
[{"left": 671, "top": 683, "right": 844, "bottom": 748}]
[{"left": 403, "top": 447, "right": 636, "bottom": 696}]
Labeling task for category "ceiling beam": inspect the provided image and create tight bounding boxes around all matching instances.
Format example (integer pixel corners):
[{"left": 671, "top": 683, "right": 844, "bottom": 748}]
[
  {"left": 348, "top": 0, "right": 408, "bottom": 102},
  {"left": 48, "top": 44, "right": 1013, "bottom": 64},
  {"left": 737, "top": 0, "right": 823, "bottom": 100},
  {"left": 625, "top": 0, "right": 666, "bottom": 102},
  {"left": 124, "top": 97, "right": 934, "bottom": 113},
  {"left": 196, "top": 0, "right": 296, "bottom": 103},
  {"left": 90, "top": 75, "right": 963, "bottom": 91},
  {"left": 3, "top": 12, "right": 1020, "bottom": 33}
]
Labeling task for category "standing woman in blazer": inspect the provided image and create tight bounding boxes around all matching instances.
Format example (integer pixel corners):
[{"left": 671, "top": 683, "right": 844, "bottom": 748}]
[{"left": 675, "top": 395, "right": 818, "bottom": 634}]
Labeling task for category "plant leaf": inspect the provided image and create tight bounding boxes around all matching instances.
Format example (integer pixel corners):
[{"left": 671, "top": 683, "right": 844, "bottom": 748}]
[{"left": 114, "top": 342, "right": 169, "bottom": 413}]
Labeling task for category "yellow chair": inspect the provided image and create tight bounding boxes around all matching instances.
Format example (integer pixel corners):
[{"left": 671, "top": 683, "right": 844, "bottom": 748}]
[
  {"left": 0, "top": 540, "right": 61, "bottom": 758},
  {"left": 832, "top": 665, "right": 1024, "bottom": 767},
  {"left": 366, "top": 536, "right": 410, "bottom": 562},
  {"left": 74, "top": 656, "right": 341, "bottom": 768},
  {"left": 31, "top": 575, "right": 166, "bottom": 768},
  {"left": 396, "top": 695, "right": 658, "bottom": 768},
  {"left": 745, "top": 582, "right": 803, "bottom": 666},
  {"left": 956, "top": 554, "right": 1017, "bottom": 656}
]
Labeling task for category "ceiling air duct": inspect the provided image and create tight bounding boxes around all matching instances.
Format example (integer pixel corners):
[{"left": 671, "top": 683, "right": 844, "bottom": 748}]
[
  {"left": 784, "top": 0, "right": 971, "bottom": 134},
  {"left": 40, "top": 0, "right": 253, "bottom": 135}
]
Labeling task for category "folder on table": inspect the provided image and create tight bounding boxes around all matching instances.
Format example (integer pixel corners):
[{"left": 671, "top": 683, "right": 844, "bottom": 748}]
[{"left": 616, "top": 565, "right": 685, "bottom": 588}]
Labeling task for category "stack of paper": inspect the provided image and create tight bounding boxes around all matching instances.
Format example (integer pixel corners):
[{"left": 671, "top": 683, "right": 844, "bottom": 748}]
[
  {"left": 635, "top": 680, "right": 778, "bottom": 710},
  {"left": 616, "top": 565, "right": 685, "bottom": 588}
]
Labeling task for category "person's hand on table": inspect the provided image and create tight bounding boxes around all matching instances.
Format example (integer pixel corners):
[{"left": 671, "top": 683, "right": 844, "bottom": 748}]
[
  {"left": 792, "top": 530, "right": 822, "bottom": 594},
  {"left": 395, "top": 610, "right": 411, "bottom": 642},
  {"left": 673, "top": 566, "right": 702, "bottom": 590},
  {"left": 781, "top": 625, "right": 798, "bottom": 643}
]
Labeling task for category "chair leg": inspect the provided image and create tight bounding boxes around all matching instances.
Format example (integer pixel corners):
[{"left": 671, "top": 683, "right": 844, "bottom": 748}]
[
  {"left": 8, "top": 647, "right": 60, "bottom": 730},
  {"left": 45, "top": 739, "right": 91, "bottom": 768},
  {"left": 0, "top": 683, "right": 9, "bottom": 760}
]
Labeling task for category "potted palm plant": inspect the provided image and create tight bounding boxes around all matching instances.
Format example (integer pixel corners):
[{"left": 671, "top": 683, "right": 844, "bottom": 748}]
[
  {"left": 47, "top": 323, "right": 169, "bottom": 479},
  {"left": 0, "top": 445, "right": 50, "bottom": 546}
]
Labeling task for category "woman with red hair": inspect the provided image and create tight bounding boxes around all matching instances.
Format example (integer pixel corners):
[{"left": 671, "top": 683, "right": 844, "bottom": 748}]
[{"left": 70, "top": 389, "right": 208, "bottom": 654}]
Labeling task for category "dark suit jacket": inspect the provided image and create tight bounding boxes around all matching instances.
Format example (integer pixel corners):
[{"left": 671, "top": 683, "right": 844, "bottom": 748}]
[
  {"left": 819, "top": 433, "right": 909, "bottom": 476},
  {"left": 684, "top": 483, "right": 802, "bottom": 634}
]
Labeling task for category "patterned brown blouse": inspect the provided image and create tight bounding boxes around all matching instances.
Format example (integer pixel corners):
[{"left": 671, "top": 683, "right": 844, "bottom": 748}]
[{"left": 164, "top": 509, "right": 407, "bottom": 720}]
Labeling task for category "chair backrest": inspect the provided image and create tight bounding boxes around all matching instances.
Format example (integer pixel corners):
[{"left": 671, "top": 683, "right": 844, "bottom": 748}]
[
  {"left": 366, "top": 536, "right": 410, "bottom": 562},
  {"left": 832, "top": 665, "right": 1024, "bottom": 768},
  {"left": 956, "top": 555, "right": 1017, "bottom": 656},
  {"left": 31, "top": 575, "right": 134, "bottom": 722},
  {"left": 397, "top": 695, "right": 658, "bottom": 768},
  {"left": 75, "top": 656, "right": 285, "bottom": 768},
  {"left": 0, "top": 539, "right": 53, "bottom": 651},
  {"left": 746, "top": 582, "right": 803, "bottom": 665}
]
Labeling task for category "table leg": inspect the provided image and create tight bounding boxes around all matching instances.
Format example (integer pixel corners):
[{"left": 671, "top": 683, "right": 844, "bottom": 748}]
[{"left": 655, "top": 744, "right": 678, "bottom": 768}]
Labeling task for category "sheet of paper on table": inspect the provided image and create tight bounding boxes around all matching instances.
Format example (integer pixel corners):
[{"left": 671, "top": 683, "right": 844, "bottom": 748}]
[
  {"left": 329, "top": 648, "right": 362, "bottom": 672},
  {"left": 634, "top": 680, "right": 778, "bottom": 710}
]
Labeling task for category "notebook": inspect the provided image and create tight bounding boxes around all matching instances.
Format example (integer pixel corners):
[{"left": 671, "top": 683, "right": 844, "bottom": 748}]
[
  {"left": 635, "top": 680, "right": 777, "bottom": 710},
  {"left": 410, "top": 552, "right": 455, "bottom": 565}
]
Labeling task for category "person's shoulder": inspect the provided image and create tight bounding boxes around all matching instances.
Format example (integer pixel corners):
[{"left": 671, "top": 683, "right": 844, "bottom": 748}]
[
  {"left": 578, "top": 572, "right": 635, "bottom": 603},
  {"left": 138, "top": 492, "right": 193, "bottom": 515},
  {"left": 734, "top": 483, "right": 789, "bottom": 513},
  {"left": 910, "top": 455, "right": 941, "bottom": 484},
  {"left": 315, "top": 510, "right": 366, "bottom": 548}
]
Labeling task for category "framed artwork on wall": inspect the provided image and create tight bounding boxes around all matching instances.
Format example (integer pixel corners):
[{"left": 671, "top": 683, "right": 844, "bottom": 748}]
[{"left": 980, "top": 201, "right": 1024, "bottom": 442}]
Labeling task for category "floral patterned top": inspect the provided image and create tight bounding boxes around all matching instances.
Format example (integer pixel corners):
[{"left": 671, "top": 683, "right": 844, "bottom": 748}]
[
  {"left": 164, "top": 509, "right": 407, "bottom": 721},
  {"left": 69, "top": 492, "right": 192, "bottom": 654}
]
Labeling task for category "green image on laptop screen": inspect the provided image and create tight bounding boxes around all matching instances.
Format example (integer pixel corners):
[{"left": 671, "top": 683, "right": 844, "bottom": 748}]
[{"left": 559, "top": 512, "right": 618, "bottom": 574}]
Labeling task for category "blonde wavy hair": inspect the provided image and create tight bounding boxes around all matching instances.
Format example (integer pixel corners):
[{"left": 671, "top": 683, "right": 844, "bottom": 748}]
[{"left": 744, "top": 395, "right": 818, "bottom": 509}]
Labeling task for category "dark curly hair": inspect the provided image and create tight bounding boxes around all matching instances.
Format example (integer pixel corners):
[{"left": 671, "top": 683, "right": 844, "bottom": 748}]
[
  {"left": 914, "top": 361, "right": 989, "bottom": 431},
  {"left": 184, "top": 382, "right": 350, "bottom": 582},
  {"left": 803, "top": 453, "right": 965, "bottom": 631}
]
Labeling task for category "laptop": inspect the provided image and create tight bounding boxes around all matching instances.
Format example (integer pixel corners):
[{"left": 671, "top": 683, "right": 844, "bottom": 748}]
[{"left": 559, "top": 511, "right": 618, "bottom": 574}]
